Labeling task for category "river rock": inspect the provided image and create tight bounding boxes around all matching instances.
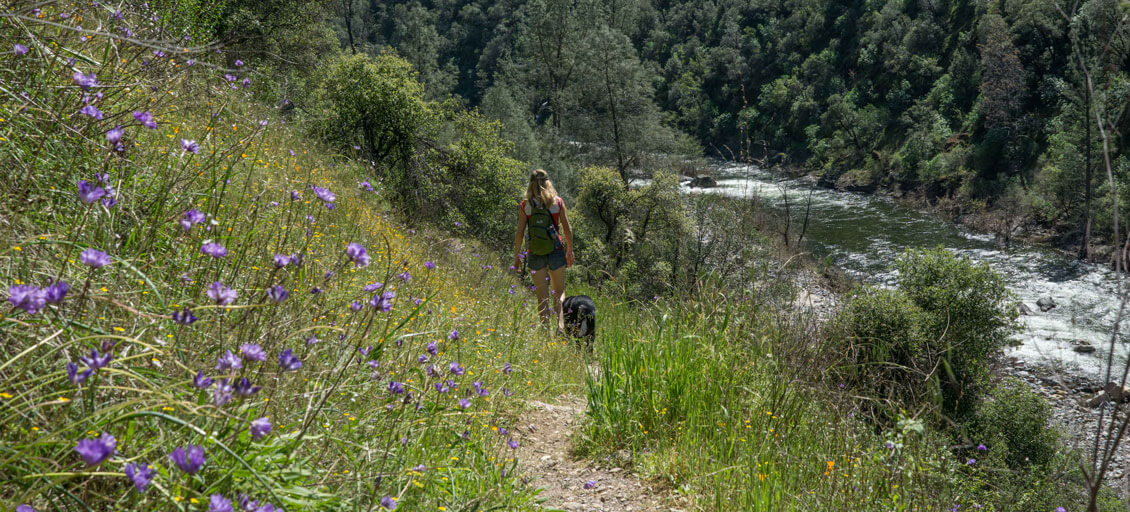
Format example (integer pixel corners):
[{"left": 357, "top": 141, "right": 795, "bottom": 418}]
[
  {"left": 688, "top": 175, "right": 717, "bottom": 188},
  {"left": 1072, "top": 340, "right": 1096, "bottom": 354},
  {"left": 1018, "top": 303, "right": 1033, "bottom": 316},
  {"left": 1037, "top": 297, "right": 1057, "bottom": 312},
  {"left": 1083, "top": 382, "right": 1130, "bottom": 407}
]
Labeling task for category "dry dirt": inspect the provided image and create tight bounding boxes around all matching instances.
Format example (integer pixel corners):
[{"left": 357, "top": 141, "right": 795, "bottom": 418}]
[{"left": 514, "top": 395, "right": 683, "bottom": 511}]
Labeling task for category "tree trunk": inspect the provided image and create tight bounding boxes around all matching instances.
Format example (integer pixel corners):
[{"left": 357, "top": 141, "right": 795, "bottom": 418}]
[{"left": 1081, "top": 85, "right": 1093, "bottom": 260}]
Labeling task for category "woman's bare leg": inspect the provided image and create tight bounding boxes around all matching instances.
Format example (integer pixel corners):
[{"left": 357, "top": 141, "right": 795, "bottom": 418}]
[
  {"left": 531, "top": 267, "right": 551, "bottom": 325},
  {"left": 549, "top": 266, "right": 566, "bottom": 331}
]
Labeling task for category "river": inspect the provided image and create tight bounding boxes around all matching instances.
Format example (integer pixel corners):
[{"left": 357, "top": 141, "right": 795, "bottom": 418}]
[{"left": 688, "top": 162, "right": 1129, "bottom": 380}]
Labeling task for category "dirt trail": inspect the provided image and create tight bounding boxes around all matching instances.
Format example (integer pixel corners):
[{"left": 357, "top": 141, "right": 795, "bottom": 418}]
[{"left": 515, "top": 395, "right": 681, "bottom": 511}]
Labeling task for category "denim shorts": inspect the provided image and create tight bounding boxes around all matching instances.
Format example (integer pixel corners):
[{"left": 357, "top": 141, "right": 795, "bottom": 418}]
[{"left": 527, "top": 248, "right": 566, "bottom": 271}]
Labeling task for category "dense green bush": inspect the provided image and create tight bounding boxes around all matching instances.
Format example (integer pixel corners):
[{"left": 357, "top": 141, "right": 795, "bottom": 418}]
[
  {"left": 834, "top": 248, "right": 1018, "bottom": 420},
  {"left": 312, "top": 53, "right": 524, "bottom": 245},
  {"left": 835, "top": 287, "right": 931, "bottom": 412},
  {"left": 314, "top": 52, "right": 435, "bottom": 168},
  {"left": 896, "top": 248, "right": 1019, "bottom": 418},
  {"left": 971, "top": 378, "right": 1058, "bottom": 469}
]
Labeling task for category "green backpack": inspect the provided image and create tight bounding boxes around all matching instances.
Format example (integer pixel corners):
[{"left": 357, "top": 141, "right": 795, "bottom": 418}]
[{"left": 527, "top": 200, "right": 558, "bottom": 256}]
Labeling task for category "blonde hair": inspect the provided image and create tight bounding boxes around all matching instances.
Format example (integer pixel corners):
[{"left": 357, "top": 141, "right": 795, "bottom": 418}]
[{"left": 524, "top": 169, "right": 558, "bottom": 208}]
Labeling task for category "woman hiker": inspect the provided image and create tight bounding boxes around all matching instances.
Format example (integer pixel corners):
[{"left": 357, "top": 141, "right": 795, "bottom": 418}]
[{"left": 512, "top": 168, "right": 574, "bottom": 332}]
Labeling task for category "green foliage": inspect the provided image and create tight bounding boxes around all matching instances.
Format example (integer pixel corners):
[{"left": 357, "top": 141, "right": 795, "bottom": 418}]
[
  {"left": 896, "top": 248, "right": 1019, "bottom": 419},
  {"left": 834, "top": 287, "right": 931, "bottom": 412},
  {"left": 971, "top": 379, "right": 1058, "bottom": 469},
  {"left": 573, "top": 167, "right": 691, "bottom": 298},
  {"left": 314, "top": 52, "right": 435, "bottom": 167}
]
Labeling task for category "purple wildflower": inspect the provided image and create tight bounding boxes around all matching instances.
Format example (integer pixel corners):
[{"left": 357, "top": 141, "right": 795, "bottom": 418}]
[
  {"left": 208, "top": 494, "right": 233, "bottom": 512},
  {"left": 449, "top": 330, "right": 459, "bottom": 341},
  {"left": 169, "top": 445, "right": 205, "bottom": 474},
  {"left": 201, "top": 242, "right": 227, "bottom": 258},
  {"left": 243, "top": 78, "right": 253, "bottom": 88},
  {"left": 278, "top": 348, "right": 302, "bottom": 371},
  {"left": 312, "top": 186, "right": 335, "bottom": 203},
  {"left": 80, "top": 349, "right": 112, "bottom": 370},
  {"left": 106, "top": 125, "right": 123, "bottom": 144},
  {"left": 234, "top": 59, "right": 244, "bottom": 67},
  {"left": 360, "top": 180, "right": 373, "bottom": 191},
  {"left": 273, "top": 254, "right": 289, "bottom": 268},
  {"left": 427, "top": 342, "right": 437, "bottom": 355},
  {"left": 173, "top": 307, "right": 197, "bottom": 325},
  {"left": 346, "top": 243, "right": 370, "bottom": 267},
  {"left": 458, "top": 398, "right": 471, "bottom": 409},
  {"left": 266, "top": 285, "right": 288, "bottom": 303},
  {"left": 43, "top": 281, "right": 68, "bottom": 304},
  {"left": 153, "top": 50, "right": 165, "bottom": 58},
  {"left": 67, "top": 362, "right": 92, "bottom": 384},
  {"left": 14, "top": 43, "right": 28, "bottom": 55},
  {"left": 250, "top": 417, "right": 271, "bottom": 440},
  {"left": 77, "top": 180, "right": 106, "bottom": 203},
  {"left": 398, "top": 271, "right": 411, "bottom": 281},
  {"left": 418, "top": 354, "right": 429, "bottom": 363},
  {"left": 350, "top": 301, "right": 363, "bottom": 311},
  {"left": 193, "top": 370, "right": 213, "bottom": 389},
  {"left": 380, "top": 496, "right": 396, "bottom": 510},
  {"left": 290, "top": 190, "right": 301, "bottom": 201},
  {"left": 132, "top": 111, "right": 156, "bottom": 129},
  {"left": 75, "top": 433, "right": 116, "bottom": 466},
  {"left": 503, "top": 362, "right": 512, "bottom": 374},
  {"left": 388, "top": 381, "right": 405, "bottom": 394},
  {"left": 207, "top": 281, "right": 237, "bottom": 305},
  {"left": 8, "top": 285, "right": 46, "bottom": 314},
  {"left": 80, "top": 104, "right": 103, "bottom": 119},
  {"left": 977, "top": 444, "right": 987, "bottom": 451},
  {"left": 424, "top": 261, "right": 435, "bottom": 270},
  {"left": 363, "top": 282, "right": 384, "bottom": 292},
  {"left": 181, "top": 139, "right": 200, "bottom": 154},
  {"left": 473, "top": 381, "right": 489, "bottom": 397},
  {"left": 124, "top": 462, "right": 156, "bottom": 492},
  {"left": 80, "top": 248, "right": 111, "bottom": 268},
  {"left": 216, "top": 351, "right": 242, "bottom": 372},
  {"left": 213, "top": 379, "right": 233, "bottom": 406},
  {"left": 240, "top": 344, "right": 266, "bottom": 362},
  {"left": 449, "top": 362, "right": 464, "bottom": 375},
  {"left": 508, "top": 438, "right": 519, "bottom": 449},
  {"left": 966, "top": 458, "right": 976, "bottom": 465},
  {"left": 584, "top": 480, "right": 596, "bottom": 489},
  {"left": 73, "top": 71, "right": 98, "bottom": 90},
  {"left": 234, "top": 377, "right": 260, "bottom": 397}
]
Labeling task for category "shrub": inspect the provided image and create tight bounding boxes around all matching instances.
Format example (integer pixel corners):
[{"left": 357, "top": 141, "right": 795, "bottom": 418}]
[
  {"left": 971, "top": 378, "right": 1058, "bottom": 469},
  {"left": 835, "top": 287, "right": 931, "bottom": 412},
  {"left": 314, "top": 52, "right": 434, "bottom": 168},
  {"left": 896, "top": 248, "right": 1019, "bottom": 419}
]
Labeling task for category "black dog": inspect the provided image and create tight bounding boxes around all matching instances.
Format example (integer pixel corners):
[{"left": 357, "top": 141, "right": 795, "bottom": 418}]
[{"left": 562, "top": 295, "right": 596, "bottom": 348}]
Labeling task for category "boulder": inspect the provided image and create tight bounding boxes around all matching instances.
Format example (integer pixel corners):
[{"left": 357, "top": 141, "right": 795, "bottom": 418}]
[
  {"left": 1084, "top": 381, "right": 1130, "bottom": 407},
  {"left": 688, "top": 175, "right": 717, "bottom": 188},
  {"left": 1037, "top": 297, "right": 1057, "bottom": 312},
  {"left": 1071, "top": 340, "right": 1096, "bottom": 354},
  {"left": 1018, "top": 303, "right": 1033, "bottom": 316}
]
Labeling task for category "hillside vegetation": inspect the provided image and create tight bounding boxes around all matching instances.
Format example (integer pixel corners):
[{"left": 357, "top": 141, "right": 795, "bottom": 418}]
[
  {"left": 329, "top": 0, "right": 1130, "bottom": 259},
  {"left": 0, "top": 2, "right": 1123, "bottom": 512}
]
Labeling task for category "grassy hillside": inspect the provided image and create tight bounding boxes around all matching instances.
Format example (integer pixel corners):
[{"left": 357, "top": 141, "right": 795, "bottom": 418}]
[{"left": 0, "top": 3, "right": 1115, "bottom": 511}]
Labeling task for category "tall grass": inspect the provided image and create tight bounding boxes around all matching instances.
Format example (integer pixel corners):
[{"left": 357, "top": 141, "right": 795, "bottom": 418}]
[
  {"left": 0, "top": 3, "right": 585, "bottom": 510},
  {"left": 580, "top": 278, "right": 1101, "bottom": 511}
]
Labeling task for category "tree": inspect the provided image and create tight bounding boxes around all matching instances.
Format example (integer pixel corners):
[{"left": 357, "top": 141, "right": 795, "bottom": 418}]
[
  {"left": 513, "top": 0, "right": 600, "bottom": 129},
  {"left": 567, "top": 26, "right": 686, "bottom": 183}
]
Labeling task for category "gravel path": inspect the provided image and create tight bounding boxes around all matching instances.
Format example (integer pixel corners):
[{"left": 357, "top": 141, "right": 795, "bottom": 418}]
[{"left": 515, "top": 395, "right": 684, "bottom": 511}]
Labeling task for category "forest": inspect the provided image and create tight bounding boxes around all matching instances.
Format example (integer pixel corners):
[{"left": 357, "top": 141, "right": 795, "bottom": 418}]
[{"left": 314, "top": 0, "right": 1130, "bottom": 261}]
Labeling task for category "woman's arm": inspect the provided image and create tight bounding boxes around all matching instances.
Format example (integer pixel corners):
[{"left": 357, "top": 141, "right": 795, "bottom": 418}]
[
  {"left": 512, "top": 203, "right": 527, "bottom": 271},
  {"left": 559, "top": 200, "right": 574, "bottom": 267}
]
